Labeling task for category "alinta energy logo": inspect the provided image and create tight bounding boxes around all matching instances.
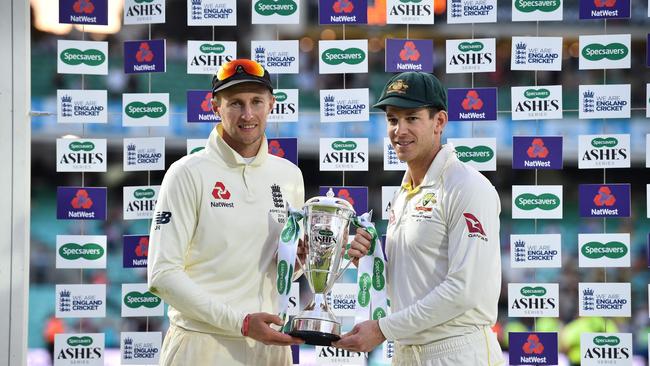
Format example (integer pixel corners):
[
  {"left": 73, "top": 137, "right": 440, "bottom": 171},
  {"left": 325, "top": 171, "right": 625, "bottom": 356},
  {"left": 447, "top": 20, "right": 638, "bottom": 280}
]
[
  {"left": 399, "top": 41, "right": 420, "bottom": 62},
  {"left": 59, "top": 242, "right": 104, "bottom": 261},
  {"left": 60, "top": 48, "right": 106, "bottom": 66},
  {"left": 255, "top": 0, "right": 297, "bottom": 16},
  {"left": 211, "top": 182, "right": 234, "bottom": 208},
  {"left": 455, "top": 145, "right": 493, "bottom": 163},
  {"left": 593, "top": 186, "right": 616, "bottom": 207},
  {"left": 581, "top": 241, "right": 627, "bottom": 259},
  {"left": 322, "top": 48, "right": 366, "bottom": 65},
  {"left": 527, "top": 138, "right": 549, "bottom": 159},
  {"left": 582, "top": 43, "right": 628, "bottom": 61},
  {"left": 463, "top": 213, "right": 487, "bottom": 241},
  {"left": 125, "top": 101, "right": 167, "bottom": 119},
  {"left": 124, "top": 291, "right": 161, "bottom": 309},
  {"left": 514, "top": 0, "right": 561, "bottom": 12},
  {"left": 515, "top": 193, "right": 560, "bottom": 211},
  {"left": 71, "top": 189, "right": 94, "bottom": 209}
]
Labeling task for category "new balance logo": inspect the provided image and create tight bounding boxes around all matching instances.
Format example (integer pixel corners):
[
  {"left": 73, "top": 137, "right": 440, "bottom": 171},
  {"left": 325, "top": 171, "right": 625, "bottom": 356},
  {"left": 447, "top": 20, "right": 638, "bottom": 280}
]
[{"left": 154, "top": 211, "right": 171, "bottom": 224}]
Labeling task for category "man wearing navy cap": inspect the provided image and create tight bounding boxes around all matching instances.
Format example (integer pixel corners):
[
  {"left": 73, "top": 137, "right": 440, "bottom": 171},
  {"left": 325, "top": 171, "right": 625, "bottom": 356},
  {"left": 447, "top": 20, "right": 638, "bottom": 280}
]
[
  {"left": 148, "top": 59, "right": 305, "bottom": 365},
  {"left": 340, "top": 72, "right": 504, "bottom": 366}
]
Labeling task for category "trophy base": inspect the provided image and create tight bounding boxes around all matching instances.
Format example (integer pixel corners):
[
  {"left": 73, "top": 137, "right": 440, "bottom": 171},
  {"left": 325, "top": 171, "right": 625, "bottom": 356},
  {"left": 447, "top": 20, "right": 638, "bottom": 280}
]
[
  {"left": 289, "top": 317, "right": 341, "bottom": 346},
  {"left": 289, "top": 330, "right": 340, "bottom": 346}
]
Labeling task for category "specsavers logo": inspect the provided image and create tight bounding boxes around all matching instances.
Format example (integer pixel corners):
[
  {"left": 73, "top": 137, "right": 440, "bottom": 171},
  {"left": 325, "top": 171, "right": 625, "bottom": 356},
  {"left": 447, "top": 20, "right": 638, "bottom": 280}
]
[
  {"left": 458, "top": 41, "right": 484, "bottom": 52},
  {"left": 61, "top": 48, "right": 106, "bottom": 66},
  {"left": 514, "top": 0, "right": 561, "bottom": 12},
  {"left": 582, "top": 43, "right": 628, "bottom": 61},
  {"left": 59, "top": 243, "right": 104, "bottom": 260},
  {"left": 581, "top": 241, "right": 627, "bottom": 259},
  {"left": 455, "top": 145, "right": 493, "bottom": 163},
  {"left": 515, "top": 193, "right": 560, "bottom": 210},
  {"left": 125, "top": 101, "right": 167, "bottom": 118},
  {"left": 593, "top": 335, "right": 620, "bottom": 346},
  {"left": 68, "top": 336, "right": 94, "bottom": 347},
  {"left": 124, "top": 291, "right": 161, "bottom": 308},
  {"left": 322, "top": 48, "right": 366, "bottom": 65},
  {"left": 521, "top": 286, "right": 547, "bottom": 296},
  {"left": 332, "top": 141, "right": 357, "bottom": 150},
  {"left": 254, "top": 0, "right": 297, "bottom": 15}
]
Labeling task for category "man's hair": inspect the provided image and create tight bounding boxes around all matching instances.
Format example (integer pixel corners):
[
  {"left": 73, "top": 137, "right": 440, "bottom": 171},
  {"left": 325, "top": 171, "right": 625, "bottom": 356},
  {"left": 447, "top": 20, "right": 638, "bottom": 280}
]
[
  {"left": 213, "top": 83, "right": 273, "bottom": 105},
  {"left": 427, "top": 107, "right": 439, "bottom": 118}
]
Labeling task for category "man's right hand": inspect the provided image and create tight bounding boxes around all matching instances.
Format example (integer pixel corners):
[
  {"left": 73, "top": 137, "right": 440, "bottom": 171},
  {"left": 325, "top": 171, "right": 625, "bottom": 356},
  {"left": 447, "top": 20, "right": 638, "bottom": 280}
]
[
  {"left": 244, "top": 313, "right": 305, "bottom": 346},
  {"left": 347, "top": 228, "right": 373, "bottom": 267}
]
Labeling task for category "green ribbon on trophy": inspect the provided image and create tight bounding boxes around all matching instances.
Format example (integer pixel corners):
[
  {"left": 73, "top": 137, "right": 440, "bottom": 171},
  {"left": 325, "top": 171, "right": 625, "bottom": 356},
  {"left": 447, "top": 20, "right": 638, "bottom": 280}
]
[
  {"left": 352, "top": 212, "right": 388, "bottom": 322},
  {"left": 276, "top": 206, "right": 303, "bottom": 325}
]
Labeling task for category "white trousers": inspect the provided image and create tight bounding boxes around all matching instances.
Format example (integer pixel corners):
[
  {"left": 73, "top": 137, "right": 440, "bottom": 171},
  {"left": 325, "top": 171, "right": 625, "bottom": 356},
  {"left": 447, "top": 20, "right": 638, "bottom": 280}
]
[
  {"left": 159, "top": 325, "right": 293, "bottom": 366},
  {"left": 392, "top": 327, "right": 505, "bottom": 366}
]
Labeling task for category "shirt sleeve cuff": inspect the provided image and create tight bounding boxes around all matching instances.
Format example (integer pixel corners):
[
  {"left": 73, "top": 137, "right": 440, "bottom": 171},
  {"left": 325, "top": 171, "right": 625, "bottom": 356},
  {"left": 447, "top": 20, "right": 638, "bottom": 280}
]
[{"left": 378, "top": 317, "right": 397, "bottom": 341}]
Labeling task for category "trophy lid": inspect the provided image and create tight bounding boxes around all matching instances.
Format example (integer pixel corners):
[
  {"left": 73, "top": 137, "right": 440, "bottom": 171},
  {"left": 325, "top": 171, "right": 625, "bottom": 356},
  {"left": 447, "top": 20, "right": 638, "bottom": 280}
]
[{"left": 305, "top": 188, "right": 355, "bottom": 214}]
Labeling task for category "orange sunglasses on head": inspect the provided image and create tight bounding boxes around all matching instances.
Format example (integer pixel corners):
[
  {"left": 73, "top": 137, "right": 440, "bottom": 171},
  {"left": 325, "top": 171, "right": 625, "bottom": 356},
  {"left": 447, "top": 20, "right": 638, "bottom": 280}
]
[{"left": 216, "top": 59, "right": 265, "bottom": 81}]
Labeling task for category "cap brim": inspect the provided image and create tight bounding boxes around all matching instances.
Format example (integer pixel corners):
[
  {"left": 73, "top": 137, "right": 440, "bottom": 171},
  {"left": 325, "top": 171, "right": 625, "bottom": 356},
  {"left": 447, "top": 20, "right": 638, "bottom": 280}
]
[
  {"left": 372, "top": 96, "right": 432, "bottom": 111},
  {"left": 213, "top": 79, "right": 273, "bottom": 94}
]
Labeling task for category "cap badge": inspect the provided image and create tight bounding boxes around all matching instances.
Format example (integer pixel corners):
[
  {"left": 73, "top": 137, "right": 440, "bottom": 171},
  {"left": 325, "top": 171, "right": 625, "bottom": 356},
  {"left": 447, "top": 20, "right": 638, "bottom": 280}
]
[{"left": 386, "top": 80, "right": 408, "bottom": 94}]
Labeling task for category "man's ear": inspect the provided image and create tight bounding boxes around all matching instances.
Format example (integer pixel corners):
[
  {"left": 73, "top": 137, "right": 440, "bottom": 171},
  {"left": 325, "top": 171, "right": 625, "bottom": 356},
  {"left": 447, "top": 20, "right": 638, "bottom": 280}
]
[
  {"left": 211, "top": 98, "right": 220, "bottom": 117},
  {"left": 434, "top": 110, "right": 448, "bottom": 135}
]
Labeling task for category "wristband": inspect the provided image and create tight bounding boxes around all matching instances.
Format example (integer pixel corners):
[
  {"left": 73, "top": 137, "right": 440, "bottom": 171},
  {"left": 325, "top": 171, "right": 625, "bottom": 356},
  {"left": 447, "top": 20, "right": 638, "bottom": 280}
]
[{"left": 241, "top": 314, "right": 251, "bottom": 337}]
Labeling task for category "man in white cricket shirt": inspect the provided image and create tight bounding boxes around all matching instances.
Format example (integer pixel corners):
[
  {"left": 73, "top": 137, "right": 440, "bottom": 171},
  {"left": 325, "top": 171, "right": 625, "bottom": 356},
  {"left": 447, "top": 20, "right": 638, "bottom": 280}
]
[
  {"left": 337, "top": 72, "right": 504, "bottom": 366},
  {"left": 148, "top": 59, "right": 305, "bottom": 365}
]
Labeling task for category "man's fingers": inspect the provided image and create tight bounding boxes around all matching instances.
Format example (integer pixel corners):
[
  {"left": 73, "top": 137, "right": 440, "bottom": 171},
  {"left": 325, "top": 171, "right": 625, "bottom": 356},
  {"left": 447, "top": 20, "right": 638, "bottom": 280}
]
[
  {"left": 267, "top": 314, "right": 284, "bottom": 326},
  {"left": 333, "top": 334, "right": 360, "bottom": 349},
  {"left": 356, "top": 227, "right": 373, "bottom": 240}
]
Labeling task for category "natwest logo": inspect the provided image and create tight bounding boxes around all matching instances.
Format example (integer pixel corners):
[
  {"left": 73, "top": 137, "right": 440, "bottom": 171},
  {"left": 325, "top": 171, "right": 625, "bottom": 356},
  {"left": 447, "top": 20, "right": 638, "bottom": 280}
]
[
  {"left": 124, "top": 39, "right": 166, "bottom": 74},
  {"left": 593, "top": 186, "right": 616, "bottom": 207},
  {"left": 71, "top": 189, "right": 94, "bottom": 209},
  {"left": 527, "top": 138, "right": 549, "bottom": 158},
  {"left": 211, "top": 182, "right": 234, "bottom": 208},
  {"left": 212, "top": 182, "right": 231, "bottom": 200},
  {"left": 60, "top": 0, "right": 108, "bottom": 25},
  {"left": 462, "top": 90, "right": 483, "bottom": 111}
]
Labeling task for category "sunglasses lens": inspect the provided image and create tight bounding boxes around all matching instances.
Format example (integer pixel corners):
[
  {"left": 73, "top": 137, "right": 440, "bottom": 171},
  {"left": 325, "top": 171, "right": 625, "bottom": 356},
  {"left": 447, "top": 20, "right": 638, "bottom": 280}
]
[{"left": 217, "top": 60, "right": 264, "bottom": 81}]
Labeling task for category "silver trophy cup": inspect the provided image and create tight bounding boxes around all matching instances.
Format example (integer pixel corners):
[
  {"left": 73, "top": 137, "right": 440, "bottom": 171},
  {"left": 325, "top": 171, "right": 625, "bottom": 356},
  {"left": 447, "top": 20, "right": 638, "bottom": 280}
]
[{"left": 289, "top": 190, "right": 355, "bottom": 346}]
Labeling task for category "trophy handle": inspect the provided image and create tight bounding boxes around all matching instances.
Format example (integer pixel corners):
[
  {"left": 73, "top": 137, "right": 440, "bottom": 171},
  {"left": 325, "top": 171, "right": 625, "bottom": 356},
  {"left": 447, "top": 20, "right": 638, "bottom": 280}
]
[{"left": 292, "top": 245, "right": 308, "bottom": 282}]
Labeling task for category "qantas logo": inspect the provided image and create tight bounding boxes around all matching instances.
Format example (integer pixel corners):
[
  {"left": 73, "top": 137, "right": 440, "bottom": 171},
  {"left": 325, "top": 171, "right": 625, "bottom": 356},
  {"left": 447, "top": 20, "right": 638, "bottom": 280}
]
[{"left": 463, "top": 212, "right": 488, "bottom": 241}]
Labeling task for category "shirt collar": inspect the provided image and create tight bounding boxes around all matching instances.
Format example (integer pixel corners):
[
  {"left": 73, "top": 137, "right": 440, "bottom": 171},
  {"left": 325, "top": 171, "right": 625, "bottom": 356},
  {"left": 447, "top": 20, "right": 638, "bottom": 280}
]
[
  {"left": 206, "top": 124, "right": 268, "bottom": 167},
  {"left": 401, "top": 143, "right": 456, "bottom": 193}
]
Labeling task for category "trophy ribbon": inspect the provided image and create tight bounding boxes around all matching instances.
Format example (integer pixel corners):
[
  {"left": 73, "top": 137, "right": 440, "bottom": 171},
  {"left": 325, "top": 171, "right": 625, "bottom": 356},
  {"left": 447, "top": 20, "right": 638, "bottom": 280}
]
[
  {"left": 352, "top": 212, "right": 388, "bottom": 322},
  {"left": 276, "top": 205, "right": 304, "bottom": 325}
]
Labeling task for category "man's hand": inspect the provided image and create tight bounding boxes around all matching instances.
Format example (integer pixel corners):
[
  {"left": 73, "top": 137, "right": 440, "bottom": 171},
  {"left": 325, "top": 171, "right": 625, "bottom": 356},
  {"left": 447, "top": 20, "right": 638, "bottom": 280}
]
[
  {"left": 245, "top": 313, "right": 304, "bottom": 346},
  {"left": 347, "top": 228, "right": 372, "bottom": 267},
  {"left": 332, "top": 320, "right": 385, "bottom": 352}
]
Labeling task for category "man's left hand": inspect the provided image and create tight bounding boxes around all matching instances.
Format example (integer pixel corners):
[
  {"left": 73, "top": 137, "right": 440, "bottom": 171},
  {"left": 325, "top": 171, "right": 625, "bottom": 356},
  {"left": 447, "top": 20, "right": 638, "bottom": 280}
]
[{"left": 332, "top": 320, "right": 386, "bottom": 352}]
